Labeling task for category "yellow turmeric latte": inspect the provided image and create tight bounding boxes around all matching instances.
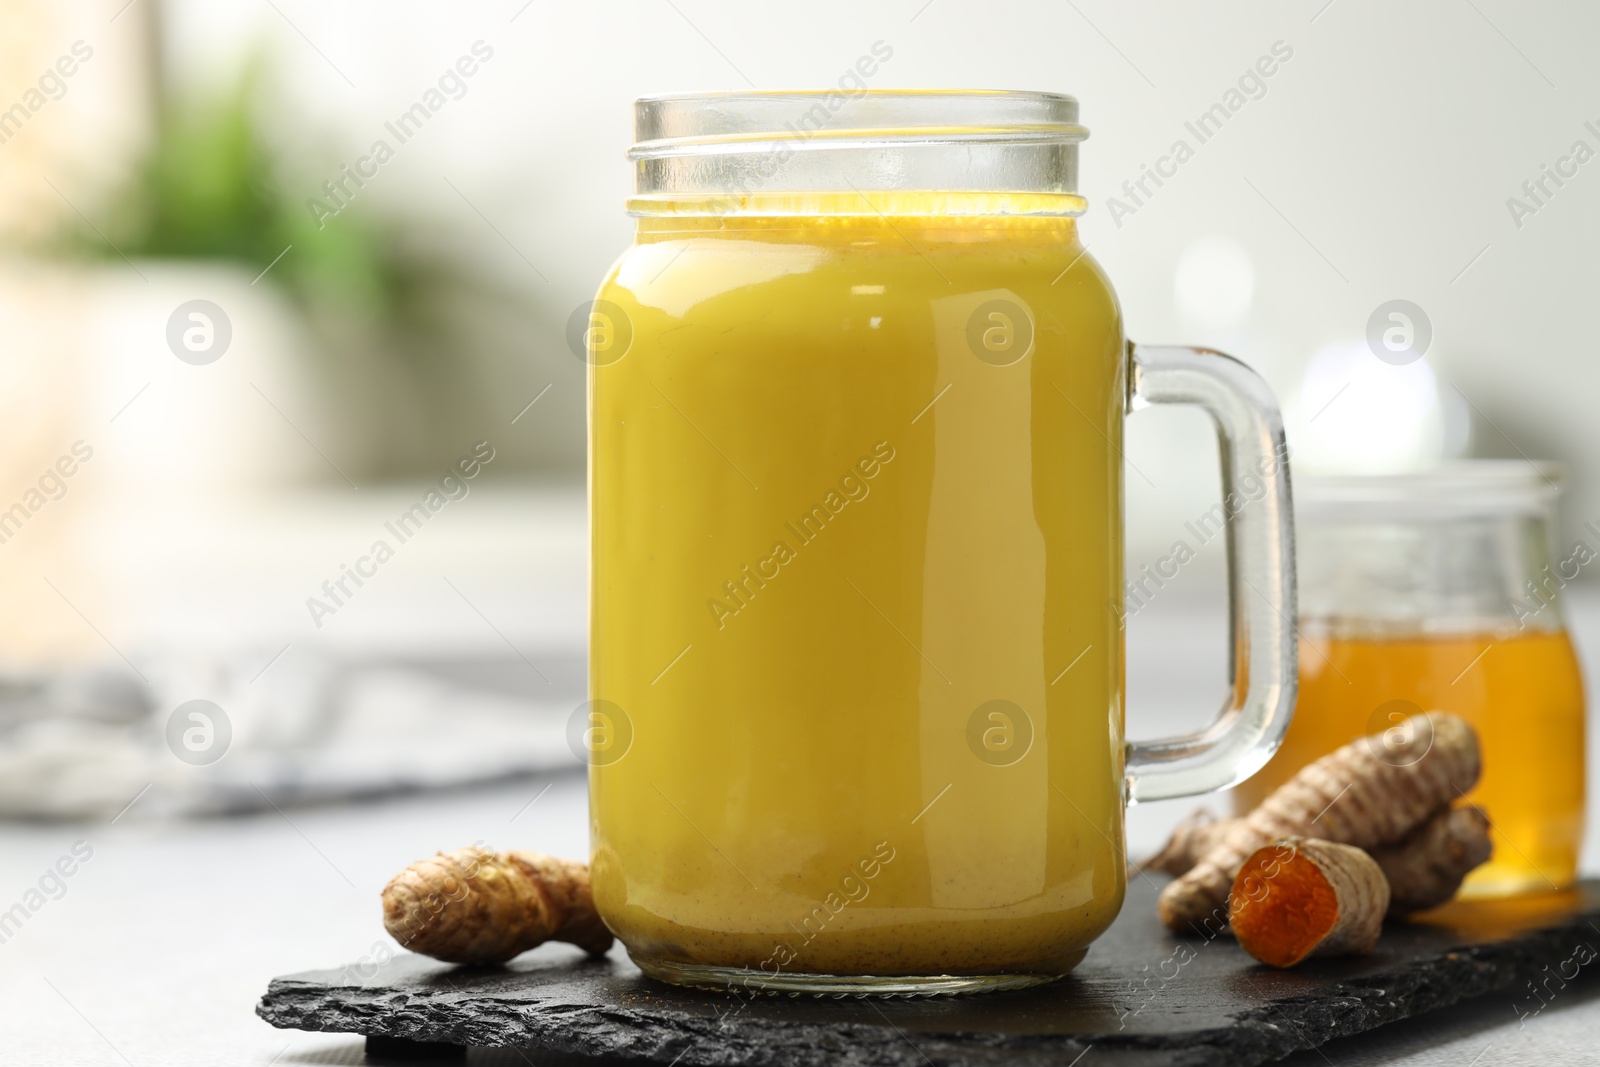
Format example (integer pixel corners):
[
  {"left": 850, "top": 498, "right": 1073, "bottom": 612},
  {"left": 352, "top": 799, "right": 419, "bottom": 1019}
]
[
  {"left": 588, "top": 194, "right": 1128, "bottom": 977},
  {"left": 1235, "top": 628, "right": 1585, "bottom": 897}
]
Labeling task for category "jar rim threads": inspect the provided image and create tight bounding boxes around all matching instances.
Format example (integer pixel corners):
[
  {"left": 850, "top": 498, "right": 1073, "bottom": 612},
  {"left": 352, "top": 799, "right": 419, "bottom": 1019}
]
[
  {"left": 629, "top": 90, "right": 1088, "bottom": 217},
  {"left": 1295, "top": 461, "right": 1562, "bottom": 521}
]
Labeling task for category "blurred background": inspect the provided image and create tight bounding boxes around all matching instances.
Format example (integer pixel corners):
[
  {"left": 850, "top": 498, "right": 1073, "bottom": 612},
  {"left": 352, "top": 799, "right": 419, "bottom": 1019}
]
[
  {"left": 5, "top": 0, "right": 1598, "bottom": 816},
  {"left": 6, "top": 0, "right": 1600, "bottom": 1063}
]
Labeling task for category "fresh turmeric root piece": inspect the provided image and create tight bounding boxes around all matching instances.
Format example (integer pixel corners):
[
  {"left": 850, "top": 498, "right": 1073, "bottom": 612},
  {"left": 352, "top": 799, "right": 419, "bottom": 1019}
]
[
  {"left": 1230, "top": 837, "right": 1389, "bottom": 968},
  {"left": 1138, "top": 807, "right": 1231, "bottom": 877},
  {"left": 1370, "top": 805, "right": 1493, "bottom": 916},
  {"left": 382, "top": 847, "right": 612, "bottom": 964},
  {"left": 1149, "top": 803, "right": 1493, "bottom": 917},
  {"left": 1158, "top": 712, "right": 1479, "bottom": 933}
]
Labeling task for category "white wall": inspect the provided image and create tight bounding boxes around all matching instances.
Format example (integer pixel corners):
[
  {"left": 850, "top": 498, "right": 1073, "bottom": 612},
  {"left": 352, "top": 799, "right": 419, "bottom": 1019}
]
[{"left": 30, "top": 0, "right": 1600, "bottom": 567}]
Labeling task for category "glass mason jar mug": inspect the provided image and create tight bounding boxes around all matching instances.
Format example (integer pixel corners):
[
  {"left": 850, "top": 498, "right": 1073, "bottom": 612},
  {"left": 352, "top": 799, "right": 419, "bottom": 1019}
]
[
  {"left": 585, "top": 91, "right": 1299, "bottom": 994},
  {"left": 1234, "top": 464, "right": 1587, "bottom": 897}
]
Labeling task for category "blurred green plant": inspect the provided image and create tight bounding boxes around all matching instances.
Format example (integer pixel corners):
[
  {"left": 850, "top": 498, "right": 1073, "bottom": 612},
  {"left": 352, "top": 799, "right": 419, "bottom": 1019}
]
[
  {"left": 56, "top": 61, "right": 457, "bottom": 333},
  {"left": 38, "top": 57, "right": 561, "bottom": 480}
]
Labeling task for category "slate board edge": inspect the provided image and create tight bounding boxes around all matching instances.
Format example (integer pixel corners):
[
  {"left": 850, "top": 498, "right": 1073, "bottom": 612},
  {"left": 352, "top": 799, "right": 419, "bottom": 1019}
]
[{"left": 256, "top": 914, "right": 1596, "bottom": 1067}]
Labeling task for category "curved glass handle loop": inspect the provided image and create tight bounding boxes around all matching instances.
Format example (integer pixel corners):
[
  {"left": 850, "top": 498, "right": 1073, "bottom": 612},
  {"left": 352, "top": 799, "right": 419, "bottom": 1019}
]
[{"left": 1124, "top": 344, "right": 1298, "bottom": 804}]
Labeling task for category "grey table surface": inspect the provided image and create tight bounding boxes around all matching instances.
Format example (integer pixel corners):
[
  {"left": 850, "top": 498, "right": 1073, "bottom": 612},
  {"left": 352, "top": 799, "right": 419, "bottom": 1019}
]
[{"left": 7, "top": 586, "right": 1600, "bottom": 1067}]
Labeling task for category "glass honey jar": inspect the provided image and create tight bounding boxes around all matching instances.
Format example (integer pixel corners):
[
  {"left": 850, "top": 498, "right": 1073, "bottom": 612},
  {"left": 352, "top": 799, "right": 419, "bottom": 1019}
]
[{"left": 1234, "top": 462, "right": 1586, "bottom": 897}]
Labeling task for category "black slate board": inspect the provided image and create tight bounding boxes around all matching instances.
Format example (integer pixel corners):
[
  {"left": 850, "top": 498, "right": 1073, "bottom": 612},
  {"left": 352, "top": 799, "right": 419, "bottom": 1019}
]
[{"left": 258, "top": 877, "right": 1600, "bottom": 1066}]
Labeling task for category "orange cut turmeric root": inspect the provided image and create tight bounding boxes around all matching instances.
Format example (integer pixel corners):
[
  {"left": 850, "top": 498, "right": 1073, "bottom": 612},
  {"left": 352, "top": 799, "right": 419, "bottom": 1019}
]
[
  {"left": 1230, "top": 837, "right": 1389, "bottom": 968},
  {"left": 1148, "top": 803, "right": 1492, "bottom": 918},
  {"left": 1158, "top": 712, "right": 1479, "bottom": 933},
  {"left": 382, "top": 847, "right": 612, "bottom": 964}
]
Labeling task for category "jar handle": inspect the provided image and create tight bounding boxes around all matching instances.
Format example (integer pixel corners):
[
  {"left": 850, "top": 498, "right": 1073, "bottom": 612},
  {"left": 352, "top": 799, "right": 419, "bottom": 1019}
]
[{"left": 1123, "top": 343, "right": 1298, "bottom": 803}]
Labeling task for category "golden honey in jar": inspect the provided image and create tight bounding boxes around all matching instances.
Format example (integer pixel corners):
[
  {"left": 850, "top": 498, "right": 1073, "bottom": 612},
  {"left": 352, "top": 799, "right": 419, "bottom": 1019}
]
[{"left": 1234, "top": 464, "right": 1586, "bottom": 897}]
